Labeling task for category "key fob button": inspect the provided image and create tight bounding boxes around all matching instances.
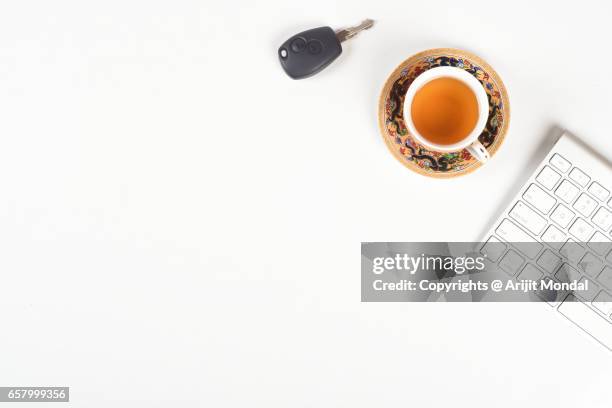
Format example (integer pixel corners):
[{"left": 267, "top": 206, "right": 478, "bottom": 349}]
[
  {"left": 290, "top": 37, "right": 306, "bottom": 53},
  {"left": 307, "top": 39, "right": 323, "bottom": 54}
]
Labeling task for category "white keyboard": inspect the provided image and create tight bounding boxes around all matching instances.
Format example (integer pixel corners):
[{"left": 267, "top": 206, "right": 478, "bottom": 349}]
[{"left": 483, "top": 133, "right": 612, "bottom": 351}]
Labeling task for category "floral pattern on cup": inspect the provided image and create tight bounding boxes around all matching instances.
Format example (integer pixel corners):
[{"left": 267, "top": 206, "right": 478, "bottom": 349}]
[{"left": 380, "top": 49, "right": 509, "bottom": 176}]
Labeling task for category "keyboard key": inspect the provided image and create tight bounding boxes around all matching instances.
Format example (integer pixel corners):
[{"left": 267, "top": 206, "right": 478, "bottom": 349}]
[
  {"left": 555, "top": 262, "right": 581, "bottom": 282},
  {"left": 537, "top": 276, "right": 565, "bottom": 306},
  {"left": 588, "top": 232, "right": 612, "bottom": 256},
  {"left": 558, "top": 295, "right": 612, "bottom": 350},
  {"left": 541, "top": 225, "right": 566, "bottom": 249},
  {"left": 578, "top": 252, "right": 604, "bottom": 277},
  {"left": 550, "top": 204, "right": 575, "bottom": 228},
  {"left": 588, "top": 182, "right": 610, "bottom": 202},
  {"left": 550, "top": 153, "right": 571, "bottom": 173},
  {"left": 573, "top": 193, "right": 598, "bottom": 217},
  {"left": 569, "top": 167, "right": 591, "bottom": 187},
  {"left": 569, "top": 218, "right": 595, "bottom": 242},
  {"left": 495, "top": 219, "right": 543, "bottom": 259},
  {"left": 509, "top": 201, "right": 548, "bottom": 235},
  {"left": 577, "top": 277, "right": 599, "bottom": 301},
  {"left": 597, "top": 266, "right": 612, "bottom": 291},
  {"left": 592, "top": 291, "right": 612, "bottom": 317},
  {"left": 523, "top": 184, "right": 556, "bottom": 214},
  {"left": 560, "top": 240, "right": 586, "bottom": 264},
  {"left": 592, "top": 207, "right": 612, "bottom": 232},
  {"left": 519, "top": 264, "right": 544, "bottom": 282},
  {"left": 555, "top": 180, "right": 580, "bottom": 203},
  {"left": 536, "top": 166, "right": 561, "bottom": 190},
  {"left": 480, "top": 236, "right": 506, "bottom": 262},
  {"left": 499, "top": 249, "right": 524, "bottom": 276},
  {"left": 537, "top": 249, "right": 562, "bottom": 274}
]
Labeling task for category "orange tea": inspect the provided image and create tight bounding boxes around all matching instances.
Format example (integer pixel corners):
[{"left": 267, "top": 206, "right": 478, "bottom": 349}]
[{"left": 410, "top": 77, "right": 479, "bottom": 146}]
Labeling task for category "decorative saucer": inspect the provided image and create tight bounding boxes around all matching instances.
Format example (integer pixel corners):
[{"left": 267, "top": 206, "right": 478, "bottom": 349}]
[{"left": 378, "top": 48, "right": 510, "bottom": 178}]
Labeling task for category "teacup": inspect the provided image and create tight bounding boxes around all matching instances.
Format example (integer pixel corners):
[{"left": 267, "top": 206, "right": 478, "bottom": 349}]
[{"left": 402, "top": 66, "right": 490, "bottom": 162}]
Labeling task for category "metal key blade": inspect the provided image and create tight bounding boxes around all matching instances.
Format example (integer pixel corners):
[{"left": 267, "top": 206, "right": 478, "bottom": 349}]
[{"left": 335, "top": 19, "right": 375, "bottom": 42}]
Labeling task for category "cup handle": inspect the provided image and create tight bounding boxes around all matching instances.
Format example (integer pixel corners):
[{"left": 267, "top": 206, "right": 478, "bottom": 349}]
[{"left": 467, "top": 140, "right": 490, "bottom": 163}]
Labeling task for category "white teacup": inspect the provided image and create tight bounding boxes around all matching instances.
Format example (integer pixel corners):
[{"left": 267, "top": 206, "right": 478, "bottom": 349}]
[{"left": 402, "top": 66, "right": 490, "bottom": 162}]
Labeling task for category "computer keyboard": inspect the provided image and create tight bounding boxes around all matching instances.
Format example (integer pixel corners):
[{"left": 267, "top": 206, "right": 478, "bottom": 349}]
[{"left": 482, "top": 133, "right": 612, "bottom": 350}]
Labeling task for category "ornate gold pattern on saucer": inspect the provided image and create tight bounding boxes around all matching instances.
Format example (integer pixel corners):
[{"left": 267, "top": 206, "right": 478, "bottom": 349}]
[{"left": 378, "top": 48, "right": 510, "bottom": 178}]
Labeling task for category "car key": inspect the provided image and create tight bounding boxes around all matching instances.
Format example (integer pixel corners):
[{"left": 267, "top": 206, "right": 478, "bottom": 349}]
[{"left": 278, "top": 19, "right": 374, "bottom": 79}]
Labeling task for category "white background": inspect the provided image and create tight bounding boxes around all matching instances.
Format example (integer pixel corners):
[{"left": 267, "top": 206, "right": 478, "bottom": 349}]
[{"left": 1, "top": 0, "right": 611, "bottom": 406}]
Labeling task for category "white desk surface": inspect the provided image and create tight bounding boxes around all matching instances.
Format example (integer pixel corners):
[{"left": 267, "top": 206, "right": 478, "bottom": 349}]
[{"left": 1, "top": 1, "right": 611, "bottom": 406}]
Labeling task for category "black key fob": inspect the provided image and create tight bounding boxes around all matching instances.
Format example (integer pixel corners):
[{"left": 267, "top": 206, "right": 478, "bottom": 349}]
[{"left": 278, "top": 26, "right": 342, "bottom": 80}]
